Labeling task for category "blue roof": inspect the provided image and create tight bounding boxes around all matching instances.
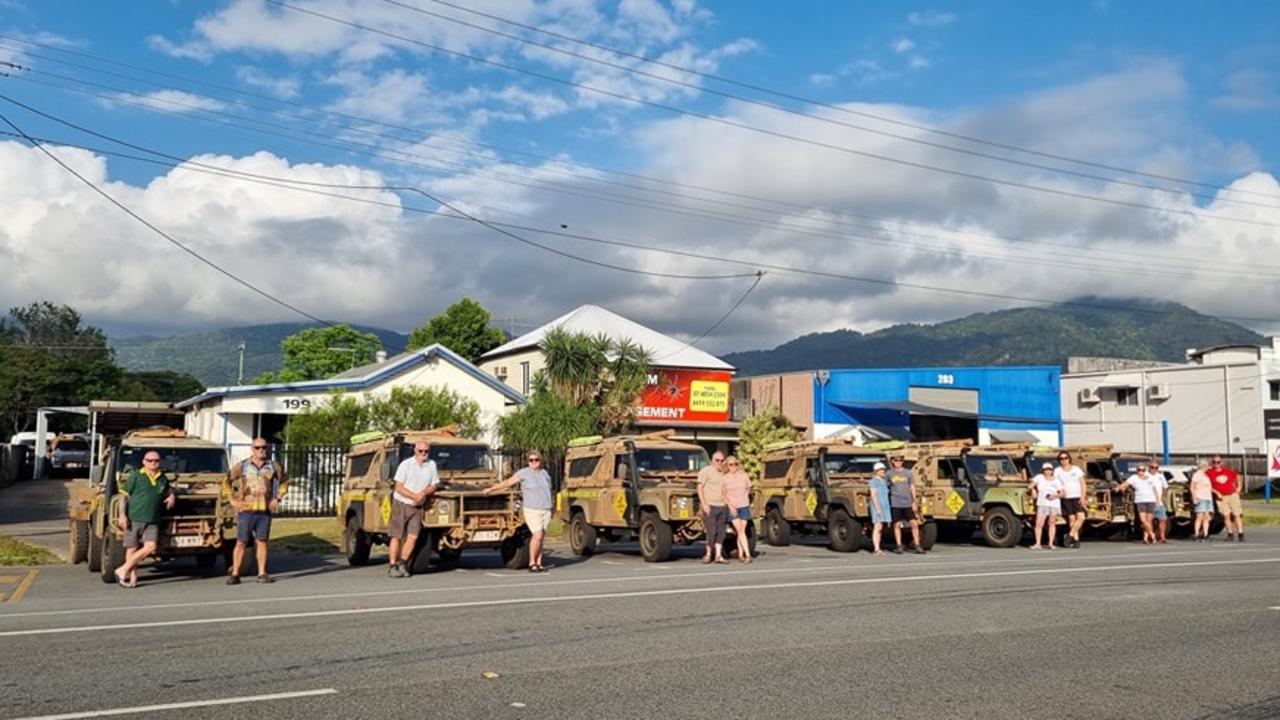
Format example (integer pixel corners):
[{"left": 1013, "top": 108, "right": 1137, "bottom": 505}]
[{"left": 175, "top": 344, "right": 524, "bottom": 408}]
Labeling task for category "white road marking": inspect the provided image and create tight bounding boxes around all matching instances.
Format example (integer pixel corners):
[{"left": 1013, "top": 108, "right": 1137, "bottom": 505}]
[
  {"left": 7, "top": 688, "right": 338, "bottom": 720},
  {"left": 3, "top": 557, "right": 1276, "bottom": 638},
  {"left": 601, "top": 561, "right": 622, "bottom": 565},
  {"left": 0, "top": 545, "right": 1265, "bottom": 620}
]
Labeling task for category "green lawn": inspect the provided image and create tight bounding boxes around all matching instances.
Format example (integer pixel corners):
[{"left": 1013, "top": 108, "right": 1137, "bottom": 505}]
[{"left": 0, "top": 534, "right": 62, "bottom": 566}]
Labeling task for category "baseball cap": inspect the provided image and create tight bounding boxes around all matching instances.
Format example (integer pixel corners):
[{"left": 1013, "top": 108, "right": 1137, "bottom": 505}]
[
  {"left": 1041, "top": 462, "right": 1054, "bottom": 471},
  {"left": 873, "top": 462, "right": 886, "bottom": 471}
]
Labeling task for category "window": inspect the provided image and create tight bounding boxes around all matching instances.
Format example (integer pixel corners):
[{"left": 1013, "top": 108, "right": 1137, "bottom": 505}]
[
  {"left": 347, "top": 453, "right": 375, "bottom": 479},
  {"left": 763, "top": 459, "right": 792, "bottom": 479},
  {"left": 520, "top": 361, "right": 531, "bottom": 396},
  {"left": 825, "top": 453, "right": 885, "bottom": 475},
  {"left": 1270, "top": 380, "right": 1280, "bottom": 402},
  {"left": 633, "top": 449, "right": 708, "bottom": 473},
  {"left": 1116, "top": 388, "right": 1139, "bottom": 406},
  {"left": 568, "top": 456, "right": 600, "bottom": 479}
]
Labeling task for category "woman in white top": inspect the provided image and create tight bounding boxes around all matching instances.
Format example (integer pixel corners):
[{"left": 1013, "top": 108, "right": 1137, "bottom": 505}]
[
  {"left": 1115, "top": 464, "right": 1158, "bottom": 544},
  {"left": 1028, "top": 462, "right": 1064, "bottom": 550}
]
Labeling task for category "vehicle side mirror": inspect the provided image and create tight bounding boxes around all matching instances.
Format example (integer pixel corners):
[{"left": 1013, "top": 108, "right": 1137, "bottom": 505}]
[
  {"left": 379, "top": 461, "right": 393, "bottom": 482},
  {"left": 89, "top": 465, "right": 104, "bottom": 486},
  {"left": 956, "top": 467, "right": 968, "bottom": 482}
]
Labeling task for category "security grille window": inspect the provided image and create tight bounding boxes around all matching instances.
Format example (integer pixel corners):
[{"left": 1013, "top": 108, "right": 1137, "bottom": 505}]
[
  {"left": 568, "top": 456, "right": 600, "bottom": 478},
  {"left": 1271, "top": 380, "right": 1280, "bottom": 402},
  {"left": 763, "top": 459, "right": 792, "bottom": 479},
  {"left": 348, "top": 453, "right": 375, "bottom": 478},
  {"left": 1116, "top": 388, "right": 1139, "bottom": 406}
]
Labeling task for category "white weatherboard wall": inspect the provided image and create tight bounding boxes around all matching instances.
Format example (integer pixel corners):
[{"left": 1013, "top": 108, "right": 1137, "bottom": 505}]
[{"left": 479, "top": 348, "right": 543, "bottom": 397}]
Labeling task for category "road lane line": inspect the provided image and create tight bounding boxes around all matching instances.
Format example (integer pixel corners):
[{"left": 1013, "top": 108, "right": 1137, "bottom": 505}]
[
  {"left": 7, "top": 570, "right": 38, "bottom": 605},
  {"left": 0, "top": 545, "right": 1266, "bottom": 619},
  {"left": 6, "top": 688, "right": 338, "bottom": 720},
  {"left": 3, "top": 557, "right": 1276, "bottom": 638},
  {"left": 0, "top": 575, "right": 21, "bottom": 583}
]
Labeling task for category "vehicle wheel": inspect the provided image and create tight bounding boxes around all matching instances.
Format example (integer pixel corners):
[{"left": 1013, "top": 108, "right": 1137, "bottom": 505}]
[
  {"left": 100, "top": 533, "right": 125, "bottom": 584},
  {"left": 764, "top": 507, "right": 791, "bottom": 546},
  {"left": 1169, "top": 519, "right": 1194, "bottom": 538},
  {"left": 69, "top": 519, "right": 89, "bottom": 564},
  {"left": 500, "top": 532, "right": 530, "bottom": 569},
  {"left": 1208, "top": 514, "right": 1225, "bottom": 536},
  {"left": 920, "top": 521, "right": 938, "bottom": 551},
  {"left": 195, "top": 553, "right": 218, "bottom": 572},
  {"left": 87, "top": 519, "right": 104, "bottom": 573},
  {"left": 827, "top": 508, "right": 861, "bottom": 553},
  {"left": 569, "top": 512, "right": 597, "bottom": 556},
  {"left": 409, "top": 538, "right": 434, "bottom": 575},
  {"left": 638, "top": 512, "right": 673, "bottom": 563},
  {"left": 343, "top": 514, "right": 372, "bottom": 566},
  {"left": 980, "top": 506, "right": 1021, "bottom": 548},
  {"left": 436, "top": 535, "right": 462, "bottom": 566}
]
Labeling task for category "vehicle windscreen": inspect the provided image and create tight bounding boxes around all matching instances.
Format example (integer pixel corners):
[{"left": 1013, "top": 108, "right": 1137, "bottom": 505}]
[
  {"left": 121, "top": 447, "right": 228, "bottom": 474},
  {"left": 1113, "top": 457, "right": 1151, "bottom": 476},
  {"left": 54, "top": 440, "right": 89, "bottom": 452},
  {"left": 633, "top": 449, "right": 707, "bottom": 474},
  {"left": 963, "top": 454, "right": 1018, "bottom": 482},
  {"left": 825, "top": 453, "right": 885, "bottom": 475},
  {"left": 398, "top": 444, "right": 491, "bottom": 472}
]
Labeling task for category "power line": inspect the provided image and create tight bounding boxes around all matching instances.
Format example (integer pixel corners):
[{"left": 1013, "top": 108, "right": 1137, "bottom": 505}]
[
  {"left": 265, "top": 0, "right": 1280, "bottom": 229},
  {"left": 652, "top": 271, "right": 765, "bottom": 361},
  {"left": 378, "top": 0, "right": 1280, "bottom": 210},
  {"left": 416, "top": 0, "right": 1280, "bottom": 205},
  {"left": 5, "top": 43, "right": 1279, "bottom": 275}
]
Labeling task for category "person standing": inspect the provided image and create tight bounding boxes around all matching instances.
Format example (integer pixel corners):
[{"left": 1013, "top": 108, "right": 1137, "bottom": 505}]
[
  {"left": 1029, "top": 463, "right": 1064, "bottom": 550},
  {"left": 1190, "top": 459, "right": 1215, "bottom": 542},
  {"left": 697, "top": 451, "right": 728, "bottom": 565},
  {"left": 1054, "top": 451, "right": 1087, "bottom": 549},
  {"left": 869, "top": 461, "right": 891, "bottom": 556},
  {"left": 114, "top": 450, "right": 175, "bottom": 587},
  {"left": 1206, "top": 455, "right": 1244, "bottom": 542},
  {"left": 1148, "top": 460, "right": 1170, "bottom": 544},
  {"left": 386, "top": 440, "right": 439, "bottom": 578},
  {"left": 887, "top": 455, "right": 924, "bottom": 555},
  {"left": 721, "top": 456, "right": 753, "bottom": 563},
  {"left": 224, "top": 438, "right": 289, "bottom": 584},
  {"left": 1116, "top": 464, "right": 1158, "bottom": 544},
  {"left": 485, "top": 451, "right": 554, "bottom": 572}
]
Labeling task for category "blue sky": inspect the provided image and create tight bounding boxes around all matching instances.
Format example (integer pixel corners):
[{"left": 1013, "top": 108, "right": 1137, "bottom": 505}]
[{"left": 0, "top": 1, "right": 1277, "bottom": 349}]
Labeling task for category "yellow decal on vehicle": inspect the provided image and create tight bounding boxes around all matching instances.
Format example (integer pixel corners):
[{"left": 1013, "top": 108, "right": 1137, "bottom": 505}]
[
  {"left": 804, "top": 490, "right": 818, "bottom": 515},
  {"left": 568, "top": 490, "right": 602, "bottom": 499},
  {"left": 380, "top": 495, "right": 392, "bottom": 525},
  {"left": 945, "top": 491, "right": 965, "bottom": 514},
  {"left": 614, "top": 492, "right": 627, "bottom": 519}
]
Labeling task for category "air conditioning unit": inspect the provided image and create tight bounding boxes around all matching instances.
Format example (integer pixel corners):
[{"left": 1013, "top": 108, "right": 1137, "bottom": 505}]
[
  {"left": 494, "top": 366, "right": 508, "bottom": 379},
  {"left": 1078, "top": 387, "right": 1101, "bottom": 404},
  {"left": 1148, "top": 384, "right": 1171, "bottom": 401}
]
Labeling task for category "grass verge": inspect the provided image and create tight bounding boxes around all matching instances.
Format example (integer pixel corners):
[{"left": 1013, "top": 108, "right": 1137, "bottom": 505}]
[
  {"left": 0, "top": 534, "right": 61, "bottom": 566},
  {"left": 1243, "top": 511, "right": 1280, "bottom": 527}
]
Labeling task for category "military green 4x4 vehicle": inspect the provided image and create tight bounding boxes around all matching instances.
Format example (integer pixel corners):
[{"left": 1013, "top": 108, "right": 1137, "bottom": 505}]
[
  {"left": 1107, "top": 453, "right": 1210, "bottom": 537},
  {"left": 992, "top": 443, "right": 1132, "bottom": 540},
  {"left": 558, "top": 431, "right": 752, "bottom": 563},
  {"left": 902, "top": 440, "right": 1035, "bottom": 548},
  {"left": 68, "top": 428, "right": 235, "bottom": 582},
  {"left": 753, "top": 439, "right": 937, "bottom": 552},
  {"left": 337, "top": 427, "right": 528, "bottom": 573}
]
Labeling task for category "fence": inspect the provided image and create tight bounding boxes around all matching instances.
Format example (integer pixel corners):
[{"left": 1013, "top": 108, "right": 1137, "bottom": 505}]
[
  {"left": 0, "top": 445, "right": 30, "bottom": 489},
  {"left": 1167, "top": 453, "right": 1277, "bottom": 494}
]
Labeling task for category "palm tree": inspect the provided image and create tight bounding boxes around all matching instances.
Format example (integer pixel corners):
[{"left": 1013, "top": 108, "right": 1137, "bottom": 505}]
[{"left": 539, "top": 328, "right": 651, "bottom": 434}]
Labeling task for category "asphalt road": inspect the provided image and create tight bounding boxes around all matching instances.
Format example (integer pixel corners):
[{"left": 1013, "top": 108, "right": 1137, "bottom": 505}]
[{"left": 1, "top": 530, "right": 1278, "bottom": 720}]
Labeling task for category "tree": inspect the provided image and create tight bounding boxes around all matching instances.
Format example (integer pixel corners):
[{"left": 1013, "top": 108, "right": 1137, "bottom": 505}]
[
  {"left": 407, "top": 298, "right": 507, "bottom": 363},
  {"left": 254, "top": 324, "right": 382, "bottom": 383},
  {"left": 539, "top": 328, "right": 652, "bottom": 434},
  {"left": 281, "top": 393, "right": 367, "bottom": 447},
  {"left": 736, "top": 407, "right": 800, "bottom": 482},
  {"left": 282, "top": 388, "right": 482, "bottom": 446},
  {"left": 497, "top": 388, "right": 599, "bottom": 470},
  {"left": 109, "top": 371, "right": 205, "bottom": 403}
]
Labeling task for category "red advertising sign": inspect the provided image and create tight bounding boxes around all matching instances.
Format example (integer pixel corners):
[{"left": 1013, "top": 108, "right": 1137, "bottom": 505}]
[{"left": 636, "top": 369, "right": 732, "bottom": 424}]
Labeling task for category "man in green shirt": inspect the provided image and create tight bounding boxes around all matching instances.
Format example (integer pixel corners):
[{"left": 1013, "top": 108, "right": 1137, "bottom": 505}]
[{"left": 114, "top": 450, "right": 175, "bottom": 588}]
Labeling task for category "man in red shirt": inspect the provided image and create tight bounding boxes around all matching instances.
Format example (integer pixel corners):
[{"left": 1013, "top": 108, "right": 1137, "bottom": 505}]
[{"left": 1206, "top": 454, "right": 1244, "bottom": 542}]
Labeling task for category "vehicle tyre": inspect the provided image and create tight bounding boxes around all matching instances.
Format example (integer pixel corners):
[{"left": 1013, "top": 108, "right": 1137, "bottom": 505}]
[
  {"left": 69, "top": 519, "right": 89, "bottom": 564},
  {"left": 980, "top": 506, "right": 1021, "bottom": 548},
  {"left": 764, "top": 507, "right": 791, "bottom": 546},
  {"left": 87, "top": 518, "right": 104, "bottom": 573},
  {"left": 1169, "top": 519, "right": 1194, "bottom": 538},
  {"left": 920, "top": 521, "right": 939, "bottom": 551},
  {"left": 343, "top": 514, "right": 372, "bottom": 566},
  {"left": 195, "top": 553, "right": 218, "bottom": 572},
  {"left": 639, "top": 512, "right": 673, "bottom": 563},
  {"left": 569, "top": 512, "right": 597, "bottom": 556},
  {"left": 1208, "top": 514, "right": 1225, "bottom": 536},
  {"left": 827, "top": 508, "right": 861, "bottom": 553},
  {"left": 409, "top": 538, "right": 434, "bottom": 575},
  {"left": 100, "top": 533, "right": 125, "bottom": 584},
  {"left": 500, "top": 532, "right": 530, "bottom": 569}
]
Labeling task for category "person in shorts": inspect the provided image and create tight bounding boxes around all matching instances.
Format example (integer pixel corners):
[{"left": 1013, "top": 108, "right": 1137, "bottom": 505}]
[
  {"left": 1054, "top": 451, "right": 1086, "bottom": 548},
  {"left": 887, "top": 455, "right": 924, "bottom": 555},
  {"left": 485, "top": 451, "right": 553, "bottom": 572},
  {"left": 869, "top": 462, "right": 891, "bottom": 556},
  {"left": 386, "top": 440, "right": 439, "bottom": 578},
  {"left": 1190, "top": 459, "right": 1215, "bottom": 542},
  {"left": 722, "top": 456, "right": 753, "bottom": 563},
  {"left": 224, "top": 438, "right": 289, "bottom": 584},
  {"left": 1206, "top": 455, "right": 1244, "bottom": 542},
  {"left": 1116, "top": 464, "right": 1158, "bottom": 544},
  {"left": 114, "top": 450, "right": 175, "bottom": 587},
  {"left": 1029, "top": 463, "right": 1064, "bottom": 550},
  {"left": 697, "top": 452, "right": 728, "bottom": 565},
  {"left": 1148, "top": 460, "right": 1170, "bottom": 544}
]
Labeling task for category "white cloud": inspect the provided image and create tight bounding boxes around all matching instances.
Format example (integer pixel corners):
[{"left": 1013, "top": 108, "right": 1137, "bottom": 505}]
[
  {"left": 808, "top": 73, "right": 836, "bottom": 87},
  {"left": 907, "top": 10, "right": 957, "bottom": 26},
  {"left": 892, "top": 38, "right": 916, "bottom": 54},
  {"left": 146, "top": 33, "right": 213, "bottom": 62},
  {"left": 111, "top": 90, "right": 228, "bottom": 114},
  {"left": 908, "top": 55, "right": 931, "bottom": 69},
  {"left": 235, "top": 66, "right": 301, "bottom": 100},
  {"left": 1211, "top": 68, "right": 1278, "bottom": 111},
  {"left": 324, "top": 69, "right": 432, "bottom": 124}
]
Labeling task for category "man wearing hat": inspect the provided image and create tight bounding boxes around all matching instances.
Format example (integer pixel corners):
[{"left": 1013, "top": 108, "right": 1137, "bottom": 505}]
[{"left": 886, "top": 455, "right": 925, "bottom": 554}]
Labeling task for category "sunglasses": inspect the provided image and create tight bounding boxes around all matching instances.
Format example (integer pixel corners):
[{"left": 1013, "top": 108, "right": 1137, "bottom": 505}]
[
  {"left": 415, "top": 449, "right": 428, "bottom": 454},
  {"left": 144, "top": 458, "right": 160, "bottom": 463},
  {"left": 726, "top": 461, "right": 740, "bottom": 467},
  {"left": 528, "top": 457, "right": 541, "bottom": 462},
  {"left": 252, "top": 445, "right": 268, "bottom": 450}
]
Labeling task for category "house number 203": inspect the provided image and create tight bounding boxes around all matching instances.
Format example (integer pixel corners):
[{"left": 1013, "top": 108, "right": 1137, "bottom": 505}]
[{"left": 936, "top": 374, "right": 955, "bottom": 385}]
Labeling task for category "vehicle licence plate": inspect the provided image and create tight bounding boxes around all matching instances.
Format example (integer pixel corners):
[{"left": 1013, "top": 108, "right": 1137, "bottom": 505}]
[
  {"left": 471, "top": 530, "right": 500, "bottom": 542},
  {"left": 169, "top": 535, "right": 202, "bottom": 548}
]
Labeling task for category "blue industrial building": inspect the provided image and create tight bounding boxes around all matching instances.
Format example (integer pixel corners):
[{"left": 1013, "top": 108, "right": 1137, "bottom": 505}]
[{"left": 809, "top": 365, "right": 1062, "bottom": 444}]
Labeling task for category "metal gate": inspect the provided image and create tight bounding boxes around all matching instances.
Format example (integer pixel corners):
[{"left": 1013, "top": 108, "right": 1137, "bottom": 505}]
[{"left": 277, "top": 445, "right": 347, "bottom": 517}]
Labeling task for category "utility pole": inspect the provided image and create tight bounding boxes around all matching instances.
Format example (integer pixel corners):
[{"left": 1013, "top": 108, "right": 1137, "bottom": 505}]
[{"left": 237, "top": 342, "right": 246, "bottom": 385}]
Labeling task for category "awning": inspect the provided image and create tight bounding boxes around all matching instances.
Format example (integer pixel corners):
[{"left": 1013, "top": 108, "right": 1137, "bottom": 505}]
[
  {"left": 988, "top": 429, "right": 1040, "bottom": 443},
  {"left": 832, "top": 399, "right": 977, "bottom": 419}
]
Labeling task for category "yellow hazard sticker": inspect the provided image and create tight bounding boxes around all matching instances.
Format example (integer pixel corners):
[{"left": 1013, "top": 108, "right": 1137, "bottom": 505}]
[
  {"left": 805, "top": 490, "right": 818, "bottom": 515},
  {"left": 945, "top": 491, "right": 965, "bottom": 514},
  {"left": 614, "top": 492, "right": 627, "bottom": 518},
  {"left": 380, "top": 495, "right": 392, "bottom": 525}
]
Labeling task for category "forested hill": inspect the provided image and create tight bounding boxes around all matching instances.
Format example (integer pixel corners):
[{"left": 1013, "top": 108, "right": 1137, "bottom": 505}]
[
  {"left": 722, "top": 299, "right": 1266, "bottom": 376},
  {"left": 112, "top": 323, "right": 410, "bottom": 387}
]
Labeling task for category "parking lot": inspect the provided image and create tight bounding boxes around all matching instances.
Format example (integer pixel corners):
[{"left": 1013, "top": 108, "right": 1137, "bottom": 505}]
[{"left": 1, "top": 530, "right": 1277, "bottom": 720}]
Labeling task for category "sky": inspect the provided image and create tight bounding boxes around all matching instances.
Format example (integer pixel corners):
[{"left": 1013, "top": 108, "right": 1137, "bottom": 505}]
[{"left": 0, "top": 0, "right": 1278, "bottom": 355}]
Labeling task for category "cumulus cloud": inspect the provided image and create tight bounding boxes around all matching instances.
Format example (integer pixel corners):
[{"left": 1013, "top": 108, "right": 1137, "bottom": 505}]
[
  {"left": 110, "top": 90, "right": 228, "bottom": 114},
  {"left": 235, "top": 66, "right": 301, "bottom": 100},
  {"left": 907, "top": 10, "right": 956, "bottom": 26},
  {"left": 892, "top": 38, "right": 916, "bottom": 54},
  {"left": 1211, "top": 68, "right": 1278, "bottom": 111}
]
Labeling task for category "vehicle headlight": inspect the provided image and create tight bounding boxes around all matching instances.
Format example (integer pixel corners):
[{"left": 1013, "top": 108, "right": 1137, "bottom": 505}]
[
  {"left": 435, "top": 499, "right": 452, "bottom": 515},
  {"left": 676, "top": 497, "right": 690, "bottom": 508},
  {"left": 513, "top": 497, "right": 522, "bottom": 511}
]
